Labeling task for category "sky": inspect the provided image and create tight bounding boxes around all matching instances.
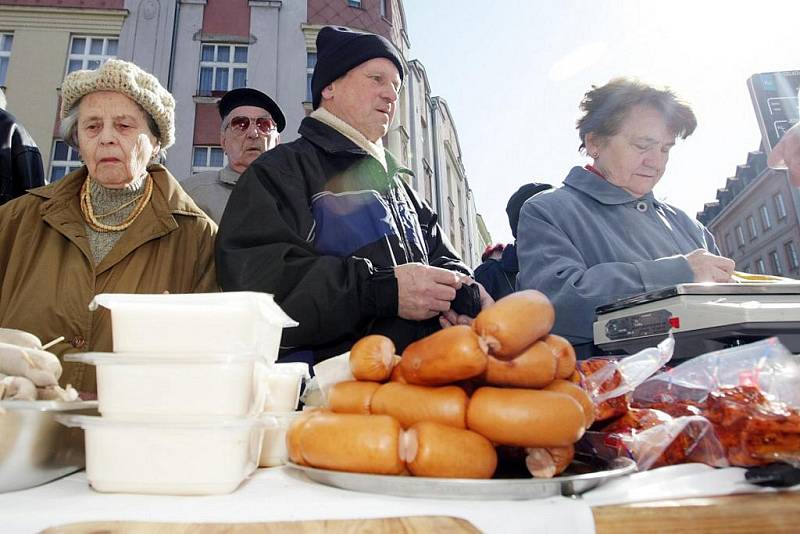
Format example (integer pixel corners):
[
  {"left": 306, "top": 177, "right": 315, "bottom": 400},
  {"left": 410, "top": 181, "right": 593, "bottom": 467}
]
[{"left": 403, "top": 0, "right": 800, "bottom": 244}]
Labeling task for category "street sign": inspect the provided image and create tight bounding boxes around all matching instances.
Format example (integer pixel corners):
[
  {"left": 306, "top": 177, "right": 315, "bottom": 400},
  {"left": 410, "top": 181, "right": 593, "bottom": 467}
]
[{"left": 747, "top": 70, "right": 800, "bottom": 154}]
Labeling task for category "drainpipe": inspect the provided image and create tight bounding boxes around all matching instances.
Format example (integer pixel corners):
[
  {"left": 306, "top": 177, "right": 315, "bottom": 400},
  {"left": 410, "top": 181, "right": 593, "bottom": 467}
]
[
  {"left": 167, "top": 0, "right": 181, "bottom": 92},
  {"left": 430, "top": 97, "right": 443, "bottom": 218}
]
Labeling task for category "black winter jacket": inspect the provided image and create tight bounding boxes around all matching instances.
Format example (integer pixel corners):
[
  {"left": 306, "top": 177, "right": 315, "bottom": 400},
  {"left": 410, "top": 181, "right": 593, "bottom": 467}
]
[
  {"left": 0, "top": 108, "right": 45, "bottom": 206},
  {"left": 216, "top": 117, "right": 469, "bottom": 363}
]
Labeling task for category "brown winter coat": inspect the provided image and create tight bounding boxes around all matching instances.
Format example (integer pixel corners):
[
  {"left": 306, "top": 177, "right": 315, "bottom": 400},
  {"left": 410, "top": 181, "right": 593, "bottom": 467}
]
[{"left": 0, "top": 164, "right": 218, "bottom": 394}]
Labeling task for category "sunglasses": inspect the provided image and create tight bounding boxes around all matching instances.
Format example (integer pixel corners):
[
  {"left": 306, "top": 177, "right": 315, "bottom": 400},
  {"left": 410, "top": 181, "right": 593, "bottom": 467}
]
[{"left": 227, "top": 116, "right": 277, "bottom": 135}]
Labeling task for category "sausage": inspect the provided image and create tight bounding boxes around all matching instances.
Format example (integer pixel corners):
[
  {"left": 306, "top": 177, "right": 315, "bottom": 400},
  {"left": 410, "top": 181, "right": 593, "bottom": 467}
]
[
  {"left": 295, "top": 412, "right": 405, "bottom": 475},
  {"left": 401, "top": 421, "right": 497, "bottom": 479},
  {"left": 544, "top": 379, "right": 596, "bottom": 428},
  {"left": 473, "top": 290, "right": 555, "bottom": 359},
  {"left": 327, "top": 380, "right": 381, "bottom": 414},
  {"left": 286, "top": 409, "right": 324, "bottom": 466},
  {"left": 400, "top": 325, "right": 488, "bottom": 386},
  {"left": 543, "top": 335, "right": 577, "bottom": 379},
  {"left": 482, "top": 339, "right": 557, "bottom": 388},
  {"left": 389, "top": 355, "right": 407, "bottom": 383},
  {"left": 467, "top": 387, "right": 585, "bottom": 448},
  {"left": 349, "top": 335, "right": 395, "bottom": 382},
  {"left": 370, "top": 382, "right": 468, "bottom": 429},
  {"left": 525, "top": 445, "right": 575, "bottom": 478}
]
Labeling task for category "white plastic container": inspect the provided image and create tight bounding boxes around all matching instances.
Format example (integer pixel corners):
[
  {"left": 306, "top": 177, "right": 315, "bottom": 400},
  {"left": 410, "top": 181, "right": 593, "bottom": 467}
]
[
  {"left": 57, "top": 415, "right": 264, "bottom": 495},
  {"left": 66, "top": 353, "right": 265, "bottom": 419},
  {"left": 89, "top": 292, "right": 297, "bottom": 362},
  {"left": 259, "top": 411, "right": 305, "bottom": 467},
  {"left": 260, "top": 362, "right": 310, "bottom": 412}
]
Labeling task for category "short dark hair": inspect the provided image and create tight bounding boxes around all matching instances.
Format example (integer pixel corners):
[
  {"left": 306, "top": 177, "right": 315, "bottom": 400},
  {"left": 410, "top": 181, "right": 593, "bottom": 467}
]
[{"left": 576, "top": 77, "right": 697, "bottom": 153}]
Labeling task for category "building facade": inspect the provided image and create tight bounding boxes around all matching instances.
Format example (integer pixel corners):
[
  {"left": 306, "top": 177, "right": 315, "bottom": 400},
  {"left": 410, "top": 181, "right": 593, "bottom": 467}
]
[
  {"left": 697, "top": 152, "right": 800, "bottom": 278},
  {"left": 0, "top": 0, "right": 488, "bottom": 266}
]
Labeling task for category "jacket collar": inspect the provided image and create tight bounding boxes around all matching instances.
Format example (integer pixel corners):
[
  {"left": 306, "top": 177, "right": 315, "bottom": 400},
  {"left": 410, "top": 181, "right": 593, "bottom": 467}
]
[
  {"left": 563, "top": 165, "right": 658, "bottom": 206},
  {"left": 219, "top": 165, "right": 241, "bottom": 186},
  {"left": 30, "top": 164, "right": 210, "bottom": 274},
  {"left": 298, "top": 116, "right": 412, "bottom": 178},
  {"left": 30, "top": 164, "right": 207, "bottom": 218}
]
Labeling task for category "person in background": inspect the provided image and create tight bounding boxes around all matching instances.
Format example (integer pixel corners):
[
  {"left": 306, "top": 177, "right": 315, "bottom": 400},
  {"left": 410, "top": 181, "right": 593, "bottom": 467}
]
[
  {"left": 217, "top": 26, "right": 491, "bottom": 365},
  {"left": 769, "top": 122, "right": 800, "bottom": 186},
  {"left": 0, "top": 87, "right": 46, "bottom": 205},
  {"left": 474, "top": 182, "right": 553, "bottom": 301},
  {"left": 181, "top": 87, "right": 285, "bottom": 224},
  {"left": 0, "top": 59, "right": 217, "bottom": 394},
  {"left": 517, "top": 78, "right": 733, "bottom": 358}
]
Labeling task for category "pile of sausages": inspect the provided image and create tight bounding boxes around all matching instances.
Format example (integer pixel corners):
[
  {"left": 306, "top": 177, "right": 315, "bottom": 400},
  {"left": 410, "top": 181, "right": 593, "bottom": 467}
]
[{"left": 287, "top": 290, "right": 595, "bottom": 479}]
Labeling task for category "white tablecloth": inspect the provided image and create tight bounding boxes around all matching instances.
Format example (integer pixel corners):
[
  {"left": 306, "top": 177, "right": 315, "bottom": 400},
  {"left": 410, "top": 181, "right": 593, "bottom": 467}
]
[
  {"left": 4, "top": 463, "right": 797, "bottom": 533},
  {"left": 2, "top": 467, "right": 595, "bottom": 533}
]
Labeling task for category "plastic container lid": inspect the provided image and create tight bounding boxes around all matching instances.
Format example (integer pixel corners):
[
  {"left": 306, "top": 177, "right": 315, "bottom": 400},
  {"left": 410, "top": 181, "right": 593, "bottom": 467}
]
[
  {"left": 89, "top": 292, "right": 298, "bottom": 328},
  {"left": 57, "top": 414, "right": 271, "bottom": 430},
  {"left": 65, "top": 352, "right": 260, "bottom": 366}
]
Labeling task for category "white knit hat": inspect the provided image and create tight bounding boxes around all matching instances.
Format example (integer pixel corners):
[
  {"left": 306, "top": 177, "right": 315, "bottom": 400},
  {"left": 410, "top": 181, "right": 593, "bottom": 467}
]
[{"left": 60, "top": 59, "right": 175, "bottom": 149}]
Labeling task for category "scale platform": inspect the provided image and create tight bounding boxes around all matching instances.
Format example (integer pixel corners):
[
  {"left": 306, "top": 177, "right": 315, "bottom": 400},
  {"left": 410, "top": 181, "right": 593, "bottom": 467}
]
[{"left": 593, "top": 283, "right": 800, "bottom": 358}]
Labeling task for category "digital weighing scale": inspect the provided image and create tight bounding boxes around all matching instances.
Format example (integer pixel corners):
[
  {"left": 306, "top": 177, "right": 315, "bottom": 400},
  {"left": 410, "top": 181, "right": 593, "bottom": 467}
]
[{"left": 593, "top": 283, "right": 800, "bottom": 358}]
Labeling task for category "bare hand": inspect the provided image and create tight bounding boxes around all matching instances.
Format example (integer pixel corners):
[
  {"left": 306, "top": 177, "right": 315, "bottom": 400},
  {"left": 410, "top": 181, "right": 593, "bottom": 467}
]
[
  {"left": 768, "top": 123, "right": 800, "bottom": 187},
  {"left": 395, "top": 263, "right": 462, "bottom": 321},
  {"left": 684, "top": 249, "right": 735, "bottom": 283},
  {"left": 439, "top": 281, "right": 495, "bottom": 328}
]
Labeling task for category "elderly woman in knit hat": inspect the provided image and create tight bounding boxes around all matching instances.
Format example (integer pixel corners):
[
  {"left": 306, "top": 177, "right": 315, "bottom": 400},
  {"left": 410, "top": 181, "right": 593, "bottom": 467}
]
[{"left": 0, "top": 59, "right": 217, "bottom": 395}]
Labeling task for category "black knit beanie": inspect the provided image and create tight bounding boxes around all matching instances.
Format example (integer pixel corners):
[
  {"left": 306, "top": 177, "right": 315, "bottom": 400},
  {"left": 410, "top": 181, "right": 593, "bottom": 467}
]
[
  {"left": 311, "top": 26, "right": 404, "bottom": 109},
  {"left": 506, "top": 182, "right": 553, "bottom": 238}
]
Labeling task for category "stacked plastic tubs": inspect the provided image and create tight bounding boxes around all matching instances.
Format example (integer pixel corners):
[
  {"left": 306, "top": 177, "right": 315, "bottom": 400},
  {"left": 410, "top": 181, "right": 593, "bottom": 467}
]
[{"left": 58, "top": 292, "right": 297, "bottom": 495}]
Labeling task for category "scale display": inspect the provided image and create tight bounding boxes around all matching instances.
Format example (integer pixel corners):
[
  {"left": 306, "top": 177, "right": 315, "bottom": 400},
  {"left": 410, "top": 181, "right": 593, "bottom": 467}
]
[{"left": 747, "top": 70, "right": 800, "bottom": 152}]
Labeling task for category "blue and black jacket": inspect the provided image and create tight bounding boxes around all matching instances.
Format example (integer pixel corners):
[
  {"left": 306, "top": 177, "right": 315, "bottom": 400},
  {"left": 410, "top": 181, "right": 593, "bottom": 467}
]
[{"left": 216, "top": 117, "right": 469, "bottom": 364}]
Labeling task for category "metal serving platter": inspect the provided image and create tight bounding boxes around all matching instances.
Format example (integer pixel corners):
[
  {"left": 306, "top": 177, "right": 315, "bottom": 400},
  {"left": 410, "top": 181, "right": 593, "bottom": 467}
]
[
  {"left": 0, "top": 400, "right": 98, "bottom": 493},
  {"left": 286, "top": 454, "right": 636, "bottom": 500}
]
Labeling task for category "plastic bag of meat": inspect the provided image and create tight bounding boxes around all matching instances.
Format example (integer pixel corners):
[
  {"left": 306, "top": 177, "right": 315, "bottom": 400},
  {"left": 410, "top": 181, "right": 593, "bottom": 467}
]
[
  {"left": 630, "top": 338, "right": 800, "bottom": 467},
  {"left": 577, "top": 336, "right": 674, "bottom": 423},
  {"left": 632, "top": 337, "right": 800, "bottom": 408},
  {"left": 578, "top": 408, "right": 728, "bottom": 471}
]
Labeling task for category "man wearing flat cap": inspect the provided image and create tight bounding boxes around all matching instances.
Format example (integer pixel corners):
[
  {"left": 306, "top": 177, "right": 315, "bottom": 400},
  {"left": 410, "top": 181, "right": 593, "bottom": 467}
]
[
  {"left": 217, "top": 26, "right": 491, "bottom": 365},
  {"left": 182, "top": 87, "right": 285, "bottom": 224}
]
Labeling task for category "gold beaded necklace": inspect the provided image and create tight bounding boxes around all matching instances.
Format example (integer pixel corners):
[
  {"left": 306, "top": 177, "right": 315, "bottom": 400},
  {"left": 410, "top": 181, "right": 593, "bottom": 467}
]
[{"left": 79, "top": 173, "right": 153, "bottom": 233}]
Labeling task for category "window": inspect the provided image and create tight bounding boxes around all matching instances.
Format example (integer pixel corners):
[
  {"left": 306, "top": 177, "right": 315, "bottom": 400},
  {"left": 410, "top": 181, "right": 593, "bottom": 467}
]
[
  {"left": 191, "top": 146, "right": 226, "bottom": 173},
  {"left": 347, "top": 0, "right": 362, "bottom": 7},
  {"left": 724, "top": 233, "right": 733, "bottom": 256},
  {"left": 786, "top": 241, "right": 800, "bottom": 270},
  {"left": 769, "top": 250, "right": 783, "bottom": 275},
  {"left": 759, "top": 204, "right": 772, "bottom": 231},
  {"left": 66, "top": 36, "right": 118, "bottom": 74},
  {"left": 746, "top": 216, "right": 758, "bottom": 240},
  {"left": 735, "top": 225, "right": 745, "bottom": 247},
  {"left": 0, "top": 33, "right": 13, "bottom": 86},
  {"left": 306, "top": 52, "right": 317, "bottom": 102},
  {"left": 49, "top": 140, "right": 82, "bottom": 182},
  {"left": 198, "top": 44, "right": 247, "bottom": 95},
  {"left": 424, "top": 167, "right": 433, "bottom": 206},
  {"left": 380, "top": 0, "right": 389, "bottom": 18},
  {"left": 775, "top": 193, "right": 787, "bottom": 220},
  {"left": 755, "top": 258, "right": 766, "bottom": 274}
]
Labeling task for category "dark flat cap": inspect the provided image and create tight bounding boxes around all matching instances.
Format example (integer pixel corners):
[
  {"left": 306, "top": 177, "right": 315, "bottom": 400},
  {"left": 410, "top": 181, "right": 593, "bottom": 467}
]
[
  {"left": 506, "top": 182, "right": 553, "bottom": 238},
  {"left": 218, "top": 87, "right": 286, "bottom": 132},
  {"left": 311, "top": 26, "right": 404, "bottom": 109}
]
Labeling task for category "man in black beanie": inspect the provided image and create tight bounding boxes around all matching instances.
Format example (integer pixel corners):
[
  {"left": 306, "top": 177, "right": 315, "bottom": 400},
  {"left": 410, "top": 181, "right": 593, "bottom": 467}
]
[
  {"left": 475, "top": 182, "right": 552, "bottom": 301},
  {"left": 181, "top": 87, "right": 285, "bottom": 224},
  {"left": 217, "top": 26, "right": 490, "bottom": 366}
]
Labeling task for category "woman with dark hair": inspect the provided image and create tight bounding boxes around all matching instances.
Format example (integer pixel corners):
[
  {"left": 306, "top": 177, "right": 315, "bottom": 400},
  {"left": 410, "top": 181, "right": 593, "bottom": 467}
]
[{"left": 516, "top": 78, "right": 733, "bottom": 357}]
